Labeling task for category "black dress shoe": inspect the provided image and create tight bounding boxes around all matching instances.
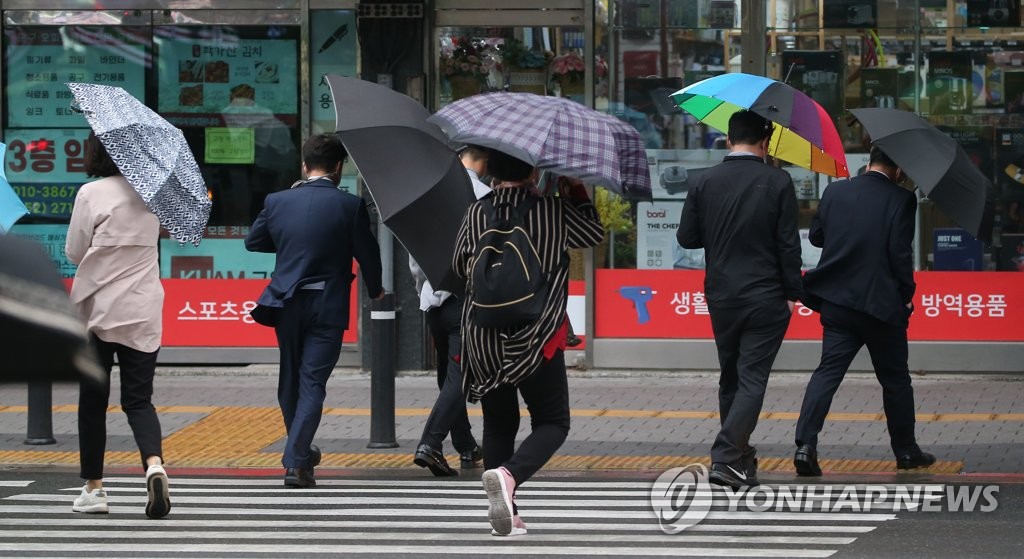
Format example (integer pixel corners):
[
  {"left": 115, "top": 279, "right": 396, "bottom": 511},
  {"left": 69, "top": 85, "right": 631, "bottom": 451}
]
[
  {"left": 284, "top": 467, "right": 316, "bottom": 488},
  {"left": 459, "top": 446, "right": 483, "bottom": 469},
  {"left": 309, "top": 444, "right": 322, "bottom": 468},
  {"left": 743, "top": 454, "right": 759, "bottom": 486},
  {"left": 708, "top": 462, "right": 753, "bottom": 489},
  {"left": 896, "top": 450, "right": 937, "bottom": 470},
  {"left": 413, "top": 444, "right": 458, "bottom": 477},
  {"left": 794, "top": 444, "right": 822, "bottom": 477}
]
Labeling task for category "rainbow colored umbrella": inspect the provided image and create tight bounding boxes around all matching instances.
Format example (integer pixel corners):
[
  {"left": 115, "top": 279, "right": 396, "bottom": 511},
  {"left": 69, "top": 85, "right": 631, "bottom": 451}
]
[{"left": 671, "top": 73, "right": 849, "bottom": 177}]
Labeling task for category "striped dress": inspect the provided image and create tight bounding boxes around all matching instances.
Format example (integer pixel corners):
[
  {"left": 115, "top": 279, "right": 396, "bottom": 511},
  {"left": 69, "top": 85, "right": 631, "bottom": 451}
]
[{"left": 453, "top": 186, "right": 604, "bottom": 402}]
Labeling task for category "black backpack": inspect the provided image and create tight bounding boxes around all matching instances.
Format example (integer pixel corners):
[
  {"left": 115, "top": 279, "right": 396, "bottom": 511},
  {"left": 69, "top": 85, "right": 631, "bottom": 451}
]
[{"left": 469, "top": 195, "right": 552, "bottom": 329}]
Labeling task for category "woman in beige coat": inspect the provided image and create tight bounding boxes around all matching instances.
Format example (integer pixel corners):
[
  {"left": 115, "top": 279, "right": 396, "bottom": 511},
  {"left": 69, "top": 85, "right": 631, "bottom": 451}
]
[{"left": 65, "top": 131, "right": 170, "bottom": 519}]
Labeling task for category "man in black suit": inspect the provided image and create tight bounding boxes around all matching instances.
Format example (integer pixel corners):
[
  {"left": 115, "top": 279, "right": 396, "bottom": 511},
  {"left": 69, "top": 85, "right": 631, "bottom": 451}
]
[
  {"left": 246, "top": 133, "right": 384, "bottom": 488},
  {"left": 677, "top": 110, "right": 802, "bottom": 489},
  {"left": 794, "top": 146, "right": 935, "bottom": 476}
]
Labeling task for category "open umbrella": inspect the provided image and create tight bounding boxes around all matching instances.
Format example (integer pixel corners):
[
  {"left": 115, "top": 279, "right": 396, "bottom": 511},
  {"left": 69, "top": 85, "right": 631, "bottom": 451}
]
[
  {"left": 428, "top": 92, "right": 652, "bottom": 200},
  {"left": 326, "top": 75, "right": 474, "bottom": 293},
  {"left": 0, "top": 143, "right": 29, "bottom": 234},
  {"left": 67, "top": 83, "right": 211, "bottom": 246},
  {"left": 0, "top": 234, "right": 103, "bottom": 384},
  {"left": 671, "top": 72, "right": 849, "bottom": 177},
  {"left": 849, "top": 107, "right": 995, "bottom": 243}
]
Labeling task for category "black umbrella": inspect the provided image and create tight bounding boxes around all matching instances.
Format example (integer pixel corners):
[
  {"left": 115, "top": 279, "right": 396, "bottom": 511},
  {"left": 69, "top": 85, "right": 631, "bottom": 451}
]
[
  {"left": 0, "top": 235, "right": 102, "bottom": 384},
  {"left": 325, "top": 75, "right": 474, "bottom": 293},
  {"left": 848, "top": 108, "right": 995, "bottom": 243}
]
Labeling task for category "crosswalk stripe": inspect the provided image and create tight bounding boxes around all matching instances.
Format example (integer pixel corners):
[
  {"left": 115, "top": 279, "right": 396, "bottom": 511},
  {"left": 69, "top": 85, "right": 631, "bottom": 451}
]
[
  {"left": 0, "top": 543, "right": 837, "bottom": 557},
  {"left": 10, "top": 493, "right": 919, "bottom": 512},
  {"left": 0, "top": 504, "right": 898, "bottom": 521},
  {"left": 0, "top": 482, "right": 31, "bottom": 487},
  {"left": 0, "top": 517, "right": 879, "bottom": 533},
  {"left": 0, "top": 476, "right": 900, "bottom": 557},
  {"left": 0, "top": 529, "right": 858, "bottom": 545}
]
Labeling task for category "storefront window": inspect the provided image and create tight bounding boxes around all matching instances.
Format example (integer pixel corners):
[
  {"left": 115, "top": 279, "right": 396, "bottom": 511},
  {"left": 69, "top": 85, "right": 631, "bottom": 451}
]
[
  {"left": 435, "top": 25, "right": 586, "bottom": 108},
  {"left": 598, "top": 0, "right": 738, "bottom": 271},
  {"left": 3, "top": 20, "right": 150, "bottom": 274}
]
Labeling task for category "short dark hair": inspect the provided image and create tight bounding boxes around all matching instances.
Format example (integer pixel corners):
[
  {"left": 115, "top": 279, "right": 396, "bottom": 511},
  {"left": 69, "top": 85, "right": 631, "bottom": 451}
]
[
  {"left": 727, "top": 110, "right": 773, "bottom": 146},
  {"left": 868, "top": 145, "right": 897, "bottom": 168},
  {"left": 83, "top": 131, "right": 120, "bottom": 178},
  {"left": 459, "top": 145, "right": 489, "bottom": 162},
  {"left": 486, "top": 150, "right": 533, "bottom": 182},
  {"left": 302, "top": 133, "right": 347, "bottom": 172}
]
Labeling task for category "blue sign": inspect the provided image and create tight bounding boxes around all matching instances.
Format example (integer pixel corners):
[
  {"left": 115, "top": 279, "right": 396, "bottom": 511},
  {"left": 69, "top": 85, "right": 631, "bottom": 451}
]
[{"left": 933, "top": 227, "right": 984, "bottom": 271}]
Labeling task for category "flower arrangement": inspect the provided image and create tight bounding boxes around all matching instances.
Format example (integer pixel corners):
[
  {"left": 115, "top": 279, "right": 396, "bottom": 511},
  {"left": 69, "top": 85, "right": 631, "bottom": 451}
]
[
  {"left": 550, "top": 51, "right": 586, "bottom": 83},
  {"left": 499, "top": 38, "right": 552, "bottom": 70},
  {"left": 441, "top": 36, "right": 493, "bottom": 83}
]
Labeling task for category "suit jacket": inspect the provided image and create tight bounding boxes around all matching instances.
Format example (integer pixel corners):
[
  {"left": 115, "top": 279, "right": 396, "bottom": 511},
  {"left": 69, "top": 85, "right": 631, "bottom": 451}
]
[
  {"left": 245, "top": 178, "right": 384, "bottom": 329},
  {"left": 677, "top": 154, "right": 803, "bottom": 308},
  {"left": 802, "top": 171, "right": 917, "bottom": 326}
]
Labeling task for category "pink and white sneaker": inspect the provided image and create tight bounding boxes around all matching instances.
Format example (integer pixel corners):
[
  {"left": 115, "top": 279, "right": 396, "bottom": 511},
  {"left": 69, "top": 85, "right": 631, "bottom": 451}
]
[
  {"left": 492, "top": 514, "right": 527, "bottom": 537},
  {"left": 482, "top": 467, "right": 516, "bottom": 536}
]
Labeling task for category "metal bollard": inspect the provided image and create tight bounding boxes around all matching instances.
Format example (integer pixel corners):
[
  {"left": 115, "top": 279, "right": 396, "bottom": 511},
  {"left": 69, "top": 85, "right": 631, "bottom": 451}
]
[
  {"left": 367, "top": 292, "right": 398, "bottom": 448},
  {"left": 24, "top": 381, "right": 56, "bottom": 445}
]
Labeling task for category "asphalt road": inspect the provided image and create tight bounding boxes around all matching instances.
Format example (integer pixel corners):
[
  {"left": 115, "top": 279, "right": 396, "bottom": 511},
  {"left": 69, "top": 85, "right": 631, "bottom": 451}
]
[{"left": 0, "top": 466, "right": 1020, "bottom": 558}]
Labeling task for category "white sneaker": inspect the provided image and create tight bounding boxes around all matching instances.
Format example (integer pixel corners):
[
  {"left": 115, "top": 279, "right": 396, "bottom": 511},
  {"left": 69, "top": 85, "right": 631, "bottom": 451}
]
[
  {"left": 72, "top": 485, "right": 108, "bottom": 514},
  {"left": 145, "top": 464, "right": 171, "bottom": 519}
]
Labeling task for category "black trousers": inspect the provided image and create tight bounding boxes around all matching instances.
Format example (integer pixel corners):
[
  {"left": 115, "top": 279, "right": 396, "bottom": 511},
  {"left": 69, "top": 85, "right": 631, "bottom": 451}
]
[
  {"left": 275, "top": 290, "right": 344, "bottom": 469},
  {"left": 419, "top": 297, "right": 477, "bottom": 453},
  {"left": 796, "top": 301, "right": 919, "bottom": 456},
  {"left": 481, "top": 351, "right": 570, "bottom": 488},
  {"left": 709, "top": 299, "right": 791, "bottom": 465},
  {"left": 79, "top": 334, "right": 162, "bottom": 480}
]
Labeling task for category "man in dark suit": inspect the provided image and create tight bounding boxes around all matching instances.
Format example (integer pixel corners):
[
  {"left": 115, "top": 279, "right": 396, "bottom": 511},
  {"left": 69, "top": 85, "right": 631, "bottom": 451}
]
[
  {"left": 677, "top": 110, "right": 802, "bottom": 489},
  {"left": 794, "top": 146, "right": 935, "bottom": 476},
  {"left": 246, "top": 133, "right": 384, "bottom": 488}
]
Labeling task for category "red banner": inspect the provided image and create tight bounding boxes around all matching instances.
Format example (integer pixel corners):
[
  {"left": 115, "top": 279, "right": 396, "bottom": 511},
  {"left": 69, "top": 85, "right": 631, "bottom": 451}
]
[
  {"left": 162, "top": 279, "right": 358, "bottom": 347},
  {"left": 595, "top": 270, "right": 1024, "bottom": 342}
]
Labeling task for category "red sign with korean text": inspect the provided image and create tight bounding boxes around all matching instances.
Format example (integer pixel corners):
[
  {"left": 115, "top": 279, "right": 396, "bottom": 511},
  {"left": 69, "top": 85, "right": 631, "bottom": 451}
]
[
  {"left": 595, "top": 270, "right": 1024, "bottom": 342},
  {"left": 161, "top": 279, "right": 358, "bottom": 347}
]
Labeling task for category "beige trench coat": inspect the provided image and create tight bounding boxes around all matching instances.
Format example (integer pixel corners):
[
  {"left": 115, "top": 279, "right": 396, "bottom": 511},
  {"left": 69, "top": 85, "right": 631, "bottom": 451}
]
[{"left": 66, "top": 175, "right": 163, "bottom": 353}]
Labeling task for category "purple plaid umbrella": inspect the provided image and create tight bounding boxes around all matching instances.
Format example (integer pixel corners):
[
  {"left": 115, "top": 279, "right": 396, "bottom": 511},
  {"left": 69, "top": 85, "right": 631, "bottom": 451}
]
[{"left": 428, "top": 92, "right": 652, "bottom": 200}]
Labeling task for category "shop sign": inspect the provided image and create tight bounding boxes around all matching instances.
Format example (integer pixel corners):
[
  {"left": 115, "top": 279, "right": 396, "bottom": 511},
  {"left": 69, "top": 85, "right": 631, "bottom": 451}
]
[
  {"left": 4, "top": 26, "right": 148, "bottom": 128},
  {"left": 162, "top": 279, "right": 358, "bottom": 347},
  {"left": 3, "top": 128, "right": 90, "bottom": 218},
  {"left": 595, "top": 269, "right": 1024, "bottom": 341}
]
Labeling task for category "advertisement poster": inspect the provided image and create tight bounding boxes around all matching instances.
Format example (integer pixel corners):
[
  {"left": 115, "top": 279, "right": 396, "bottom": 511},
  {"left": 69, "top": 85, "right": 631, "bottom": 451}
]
[
  {"left": 860, "top": 67, "right": 900, "bottom": 109},
  {"left": 159, "top": 236, "right": 275, "bottom": 279},
  {"left": 9, "top": 224, "right": 77, "bottom": 278},
  {"left": 822, "top": 0, "right": 878, "bottom": 28},
  {"left": 966, "top": 0, "right": 1021, "bottom": 26},
  {"left": 595, "top": 269, "right": 1024, "bottom": 341},
  {"left": 3, "top": 128, "right": 91, "bottom": 219},
  {"left": 928, "top": 51, "right": 973, "bottom": 115},
  {"left": 646, "top": 148, "right": 726, "bottom": 199},
  {"left": 933, "top": 228, "right": 984, "bottom": 270},
  {"left": 636, "top": 200, "right": 704, "bottom": 270},
  {"left": 800, "top": 228, "right": 823, "bottom": 270},
  {"left": 155, "top": 26, "right": 299, "bottom": 127},
  {"left": 310, "top": 10, "right": 358, "bottom": 135},
  {"left": 994, "top": 129, "right": 1024, "bottom": 242},
  {"left": 941, "top": 126, "right": 994, "bottom": 181},
  {"left": 781, "top": 51, "right": 844, "bottom": 117},
  {"left": 4, "top": 26, "right": 148, "bottom": 128}
]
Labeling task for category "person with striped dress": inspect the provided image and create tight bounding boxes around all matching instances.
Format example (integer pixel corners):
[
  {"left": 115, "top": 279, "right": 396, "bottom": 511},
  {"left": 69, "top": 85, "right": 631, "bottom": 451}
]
[{"left": 452, "top": 150, "right": 604, "bottom": 536}]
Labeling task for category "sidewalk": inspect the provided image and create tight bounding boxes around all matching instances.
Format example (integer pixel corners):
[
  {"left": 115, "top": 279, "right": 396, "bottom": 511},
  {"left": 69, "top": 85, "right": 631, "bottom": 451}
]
[{"left": 1, "top": 368, "right": 1021, "bottom": 475}]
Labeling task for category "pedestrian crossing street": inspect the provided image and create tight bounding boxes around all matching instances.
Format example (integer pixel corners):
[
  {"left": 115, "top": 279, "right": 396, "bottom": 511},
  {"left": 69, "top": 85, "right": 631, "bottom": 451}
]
[{"left": 0, "top": 476, "right": 915, "bottom": 557}]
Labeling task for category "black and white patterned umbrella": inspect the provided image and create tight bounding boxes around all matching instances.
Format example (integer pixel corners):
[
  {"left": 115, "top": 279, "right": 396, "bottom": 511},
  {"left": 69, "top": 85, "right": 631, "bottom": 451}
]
[{"left": 67, "top": 83, "right": 211, "bottom": 245}]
